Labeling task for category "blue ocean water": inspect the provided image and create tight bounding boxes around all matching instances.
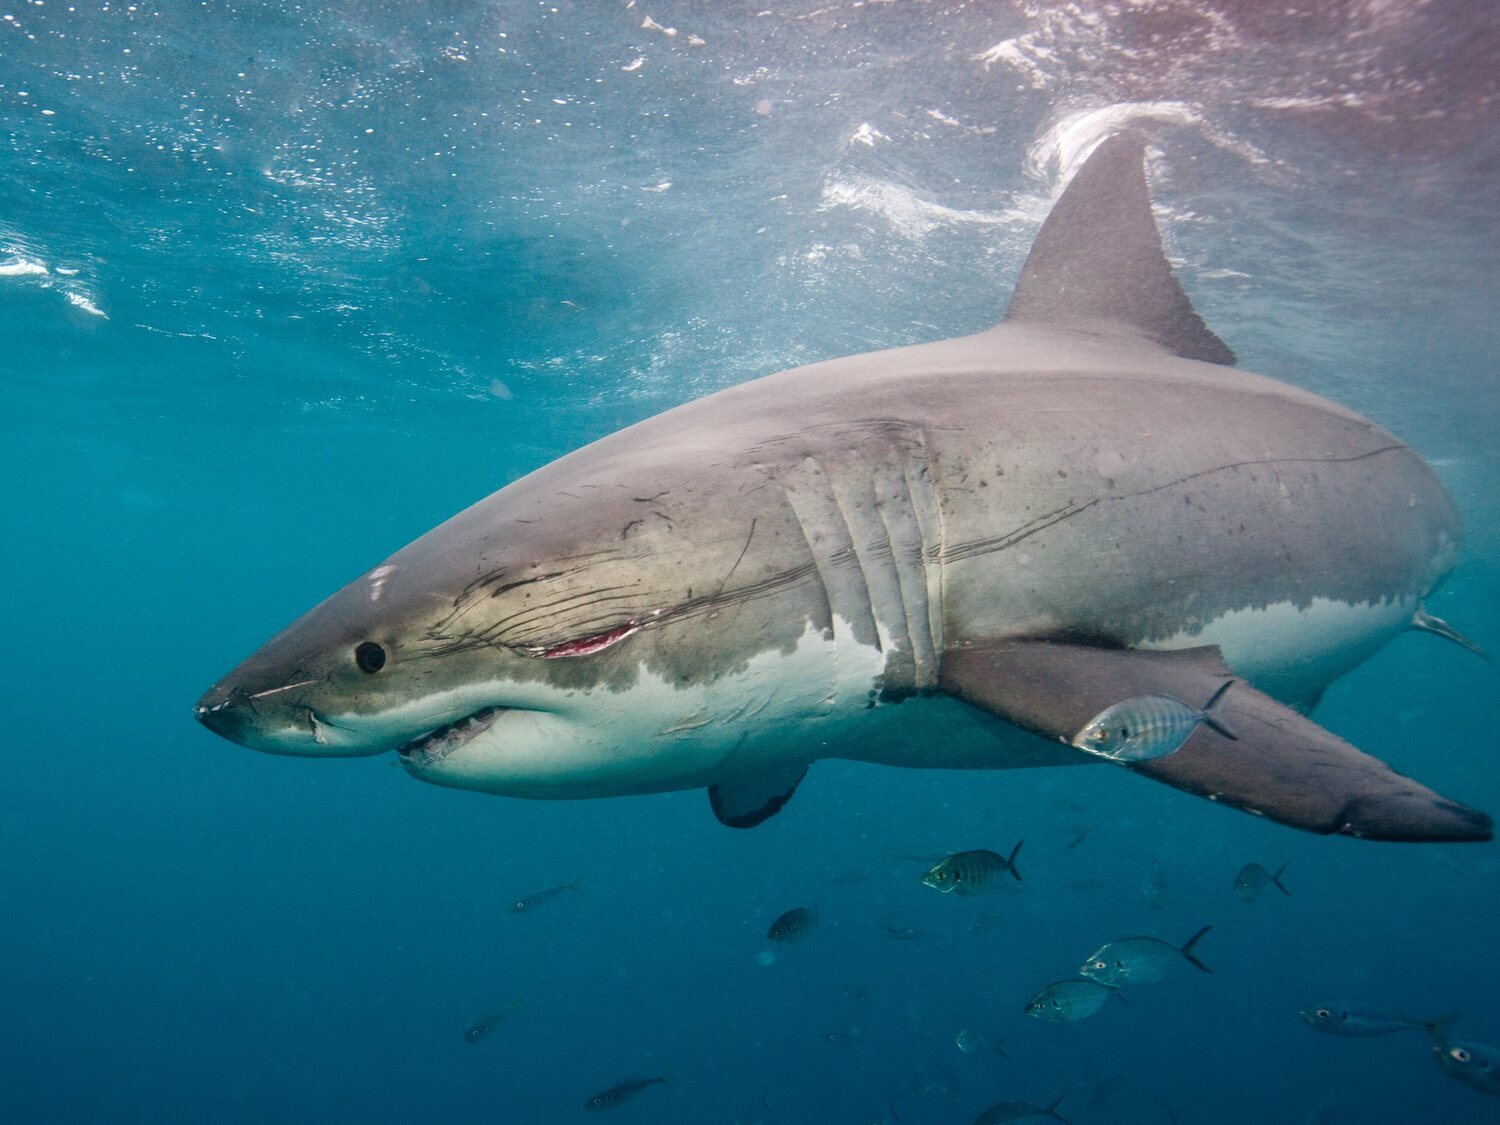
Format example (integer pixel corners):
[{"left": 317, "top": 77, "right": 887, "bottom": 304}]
[{"left": 3, "top": 3, "right": 1499, "bottom": 1122}]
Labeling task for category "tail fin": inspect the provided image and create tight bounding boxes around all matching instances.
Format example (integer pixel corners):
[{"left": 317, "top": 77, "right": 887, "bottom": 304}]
[
  {"left": 758, "top": 1085, "right": 775, "bottom": 1115},
  {"left": 1271, "top": 862, "right": 1292, "bottom": 897},
  {"left": 1411, "top": 608, "right": 1490, "bottom": 662},
  {"left": 1425, "top": 1012, "right": 1462, "bottom": 1041},
  {"left": 1179, "top": 925, "right": 1213, "bottom": 973},
  {"left": 1006, "top": 840, "right": 1025, "bottom": 882},
  {"left": 1201, "top": 679, "right": 1239, "bottom": 741},
  {"left": 993, "top": 1034, "right": 1011, "bottom": 1060},
  {"left": 1045, "top": 1093, "right": 1072, "bottom": 1124}
]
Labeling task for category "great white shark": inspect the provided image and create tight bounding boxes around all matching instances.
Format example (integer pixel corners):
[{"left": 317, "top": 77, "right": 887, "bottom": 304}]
[{"left": 196, "top": 134, "right": 1491, "bottom": 843}]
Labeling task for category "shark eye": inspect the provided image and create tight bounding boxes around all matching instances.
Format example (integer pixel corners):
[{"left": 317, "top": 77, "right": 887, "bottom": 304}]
[{"left": 354, "top": 641, "right": 387, "bottom": 673}]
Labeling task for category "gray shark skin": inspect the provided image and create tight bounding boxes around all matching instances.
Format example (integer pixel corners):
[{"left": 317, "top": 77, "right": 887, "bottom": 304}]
[{"left": 195, "top": 134, "right": 1491, "bottom": 843}]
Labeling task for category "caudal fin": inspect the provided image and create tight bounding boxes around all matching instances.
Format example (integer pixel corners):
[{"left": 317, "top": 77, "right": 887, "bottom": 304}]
[
  {"left": 1201, "top": 679, "right": 1239, "bottom": 741},
  {"left": 1271, "top": 862, "right": 1292, "bottom": 897},
  {"left": 1006, "top": 839, "right": 1025, "bottom": 882},
  {"left": 1044, "top": 1092, "right": 1073, "bottom": 1124},
  {"left": 1179, "top": 925, "right": 1213, "bottom": 973}
]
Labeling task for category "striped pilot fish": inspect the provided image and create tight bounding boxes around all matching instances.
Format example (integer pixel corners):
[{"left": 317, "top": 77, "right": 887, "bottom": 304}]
[
  {"left": 921, "top": 843, "right": 1024, "bottom": 894},
  {"left": 1071, "top": 681, "right": 1237, "bottom": 763}
]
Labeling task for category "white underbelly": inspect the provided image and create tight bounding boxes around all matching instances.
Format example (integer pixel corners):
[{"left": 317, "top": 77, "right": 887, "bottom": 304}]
[{"left": 1137, "top": 594, "right": 1417, "bottom": 706}]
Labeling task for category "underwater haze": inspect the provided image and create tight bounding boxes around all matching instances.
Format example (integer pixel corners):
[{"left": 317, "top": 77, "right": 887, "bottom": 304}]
[{"left": 4, "top": 2, "right": 1500, "bottom": 1122}]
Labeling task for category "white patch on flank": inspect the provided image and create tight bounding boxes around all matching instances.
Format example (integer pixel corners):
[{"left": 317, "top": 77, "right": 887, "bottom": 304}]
[{"left": 1138, "top": 595, "right": 1419, "bottom": 705}]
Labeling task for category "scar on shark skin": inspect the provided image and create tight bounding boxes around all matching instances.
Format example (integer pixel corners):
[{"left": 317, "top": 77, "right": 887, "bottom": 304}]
[{"left": 248, "top": 679, "right": 319, "bottom": 700}]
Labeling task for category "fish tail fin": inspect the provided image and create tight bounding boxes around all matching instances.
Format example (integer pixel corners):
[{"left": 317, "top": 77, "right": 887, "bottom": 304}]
[
  {"left": 653, "top": 1073, "right": 671, "bottom": 1086},
  {"left": 1426, "top": 1012, "right": 1462, "bottom": 1041},
  {"left": 1202, "top": 679, "right": 1239, "bottom": 740},
  {"left": 890, "top": 1092, "right": 904, "bottom": 1122},
  {"left": 993, "top": 1035, "right": 1011, "bottom": 1060},
  {"left": 1007, "top": 839, "right": 1024, "bottom": 882},
  {"left": 1179, "top": 925, "right": 1213, "bottom": 973},
  {"left": 1045, "top": 1092, "right": 1073, "bottom": 1124},
  {"left": 570, "top": 877, "right": 583, "bottom": 891},
  {"left": 1108, "top": 986, "right": 1130, "bottom": 1007},
  {"left": 1271, "top": 862, "right": 1292, "bottom": 897},
  {"left": 1411, "top": 608, "right": 1491, "bottom": 662}
]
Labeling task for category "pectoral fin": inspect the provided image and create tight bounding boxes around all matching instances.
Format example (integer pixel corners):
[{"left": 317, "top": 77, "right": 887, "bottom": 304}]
[
  {"left": 709, "top": 762, "right": 809, "bottom": 829},
  {"left": 940, "top": 641, "right": 1492, "bottom": 843}
]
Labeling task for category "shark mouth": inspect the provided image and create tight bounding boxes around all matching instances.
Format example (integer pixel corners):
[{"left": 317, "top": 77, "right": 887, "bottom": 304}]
[{"left": 397, "top": 707, "right": 504, "bottom": 769}]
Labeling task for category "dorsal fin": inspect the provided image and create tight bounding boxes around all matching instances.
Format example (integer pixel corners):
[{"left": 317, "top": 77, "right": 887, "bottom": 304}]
[{"left": 1003, "top": 133, "right": 1236, "bottom": 366}]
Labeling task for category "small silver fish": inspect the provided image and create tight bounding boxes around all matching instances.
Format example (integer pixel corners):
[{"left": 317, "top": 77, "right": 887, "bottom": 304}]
[
  {"left": 1300, "top": 1004, "right": 1457, "bottom": 1039},
  {"left": 955, "top": 1027, "right": 986, "bottom": 1054},
  {"left": 1434, "top": 1040, "right": 1500, "bottom": 1096},
  {"left": 510, "top": 879, "right": 580, "bottom": 913},
  {"left": 1234, "top": 861, "right": 1291, "bottom": 902},
  {"left": 955, "top": 1027, "right": 1010, "bottom": 1058},
  {"left": 1024, "top": 979, "right": 1121, "bottom": 1022},
  {"left": 876, "top": 921, "right": 923, "bottom": 940},
  {"left": 1079, "top": 925, "right": 1212, "bottom": 987},
  {"left": 973, "top": 1093, "right": 1071, "bottom": 1123},
  {"left": 463, "top": 998, "right": 522, "bottom": 1043},
  {"left": 584, "top": 1075, "right": 668, "bottom": 1111},
  {"left": 921, "top": 843, "right": 1024, "bottom": 894},
  {"left": 821, "top": 1024, "right": 864, "bottom": 1047},
  {"left": 767, "top": 906, "right": 818, "bottom": 943},
  {"left": 1072, "top": 680, "right": 1237, "bottom": 762}
]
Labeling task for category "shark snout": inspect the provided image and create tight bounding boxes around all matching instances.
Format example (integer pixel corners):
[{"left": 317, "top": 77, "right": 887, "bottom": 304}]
[
  {"left": 194, "top": 676, "right": 347, "bottom": 755},
  {"left": 195, "top": 683, "right": 258, "bottom": 743}
]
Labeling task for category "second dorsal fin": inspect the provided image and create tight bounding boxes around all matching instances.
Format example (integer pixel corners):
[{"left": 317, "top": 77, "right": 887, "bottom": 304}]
[{"left": 1003, "top": 133, "right": 1236, "bottom": 366}]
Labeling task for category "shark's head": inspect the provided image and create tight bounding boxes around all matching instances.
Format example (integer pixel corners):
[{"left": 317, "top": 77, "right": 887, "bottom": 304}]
[{"left": 195, "top": 439, "right": 831, "bottom": 799}]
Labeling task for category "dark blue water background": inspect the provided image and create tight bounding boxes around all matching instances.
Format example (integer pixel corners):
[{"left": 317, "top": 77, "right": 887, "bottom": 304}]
[{"left": 3, "top": 3, "right": 1498, "bottom": 1121}]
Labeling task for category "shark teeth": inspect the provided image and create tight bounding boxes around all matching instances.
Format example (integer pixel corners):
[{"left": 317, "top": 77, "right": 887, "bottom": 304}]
[{"left": 397, "top": 706, "right": 503, "bottom": 769}]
